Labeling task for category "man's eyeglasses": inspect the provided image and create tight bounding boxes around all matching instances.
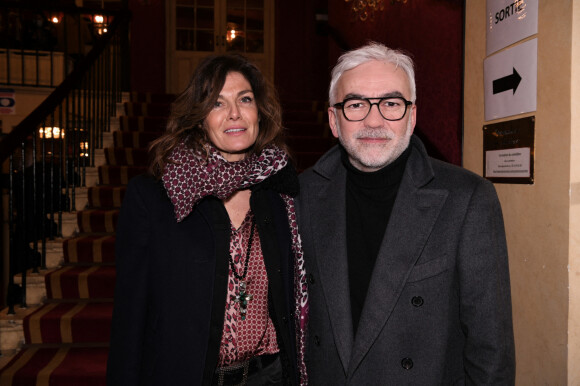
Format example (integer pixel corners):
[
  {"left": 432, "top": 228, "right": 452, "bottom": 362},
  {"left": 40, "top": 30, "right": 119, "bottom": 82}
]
[{"left": 333, "top": 97, "right": 413, "bottom": 122}]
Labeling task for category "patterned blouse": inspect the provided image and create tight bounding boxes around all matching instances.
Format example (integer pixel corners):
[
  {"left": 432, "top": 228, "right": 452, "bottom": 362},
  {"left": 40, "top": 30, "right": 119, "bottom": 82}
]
[{"left": 218, "top": 211, "right": 280, "bottom": 366}]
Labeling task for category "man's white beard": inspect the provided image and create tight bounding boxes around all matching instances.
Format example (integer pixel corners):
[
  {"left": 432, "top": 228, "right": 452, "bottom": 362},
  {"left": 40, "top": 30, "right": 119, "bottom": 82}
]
[{"left": 337, "top": 117, "right": 414, "bottom": 172}]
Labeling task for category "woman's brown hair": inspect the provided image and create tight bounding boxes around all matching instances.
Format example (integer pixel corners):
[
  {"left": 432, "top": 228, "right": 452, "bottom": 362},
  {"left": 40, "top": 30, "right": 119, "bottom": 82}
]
[{"left": 149, "top": 53, "right": 286, "bottom": 178}]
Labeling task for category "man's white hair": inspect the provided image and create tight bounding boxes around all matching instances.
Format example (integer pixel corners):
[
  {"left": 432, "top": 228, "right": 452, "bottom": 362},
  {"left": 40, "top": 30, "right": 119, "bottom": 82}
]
[{"left": 328, "top": 42, "right": 416, "bottom": 105}]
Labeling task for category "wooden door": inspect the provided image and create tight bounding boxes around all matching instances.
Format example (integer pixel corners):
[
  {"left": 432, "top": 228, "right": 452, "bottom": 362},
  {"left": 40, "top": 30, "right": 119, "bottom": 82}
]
[{"left": 166, "top": 0, "right": 274, "bottom": 94}]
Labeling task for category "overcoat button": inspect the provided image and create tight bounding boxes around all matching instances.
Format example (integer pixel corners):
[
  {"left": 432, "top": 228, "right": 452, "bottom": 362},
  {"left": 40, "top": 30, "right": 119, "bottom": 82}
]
[
  {"left": 411, "top": 296, "right": 424, "bottom": 307},
  {"left": 308, "top": 274, "right": 315, "bottom": 284},
  {"left": 314, "top": 335, "right": 321, "bottom": 346},
  {"left": 264, "top": 217, "right": 271, "bottom": 224},
  {"left": 282, "top": 316, "right": 288, "bottom": 323},
  {"left": 401, "top": 358, "right": 413, "bottom": 370}
]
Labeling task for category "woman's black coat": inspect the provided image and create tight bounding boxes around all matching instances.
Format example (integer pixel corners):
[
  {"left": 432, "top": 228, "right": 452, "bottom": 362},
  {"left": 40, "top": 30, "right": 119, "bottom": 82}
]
[{"left": 107, "top": 173, "right": 299, "bottom": 385}]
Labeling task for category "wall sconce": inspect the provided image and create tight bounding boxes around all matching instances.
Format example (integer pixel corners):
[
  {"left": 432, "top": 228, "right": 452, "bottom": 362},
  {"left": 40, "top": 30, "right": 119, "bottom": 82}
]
[
  {"left": 80, "top": 141, "right": 90, "bottom": 157},
  {"left": 94, "top": 15, "right": 108, "bottom": 35},
  {"left": 225, "top": 22, "right": 243, "bottom": 44}
]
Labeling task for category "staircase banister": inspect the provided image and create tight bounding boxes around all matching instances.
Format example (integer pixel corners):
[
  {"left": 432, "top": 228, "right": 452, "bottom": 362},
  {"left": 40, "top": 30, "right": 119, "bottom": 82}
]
[{"left": 0, "top": 9, "right": 131, "bottom": 163}]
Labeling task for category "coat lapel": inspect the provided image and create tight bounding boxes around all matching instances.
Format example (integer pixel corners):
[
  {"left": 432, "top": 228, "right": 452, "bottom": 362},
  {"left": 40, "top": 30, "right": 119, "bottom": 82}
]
[
  {"left": 195, "top": 198, "right": 232, "bottom": 385},
  {"left": 309, "top": 158, "right": 354, "bottom": 373},
  {"left": 347, "top": 142, "right": 449, "bottom": 376}
]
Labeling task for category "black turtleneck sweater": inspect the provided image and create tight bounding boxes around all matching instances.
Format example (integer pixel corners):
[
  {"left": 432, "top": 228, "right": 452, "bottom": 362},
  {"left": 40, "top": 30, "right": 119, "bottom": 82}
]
[{"left": 341, "top": 145, "right": 411, "bottom": 335}]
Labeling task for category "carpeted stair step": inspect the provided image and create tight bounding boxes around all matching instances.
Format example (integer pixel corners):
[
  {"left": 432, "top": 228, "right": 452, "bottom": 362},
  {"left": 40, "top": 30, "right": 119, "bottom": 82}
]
[
  {"left": 0, "top": 91, "right": 171, "bottom": 384},
  {"left": 0, "top": 346, "right": 108, "bottom": 386},
  {"left": 23, "top": 302, "right": 113, "bottom": 344},
  {"left": 113, "top": 130, "right": 160, "bottom": 148},
  {"left": 119, "top": 116, "right": 167, "bottom": 132},
  {"left": 45, "top": 266, "right": 116, "bottom": 300},
  {"left": 75, "top": 210, "right": 119, "bottom": 234},
  {"left": 124, "top": 102, "right": 171, "bottom": 117},
  {"left": 98, "top": 165, "right": 148, "bottom": 185},
  {"left": 105, "top": 147, "right": 149, "bottom": 166},
  {"left": 63, "top": 235, "right": 116, "bottom": 264},
  {"left": 87, "top": 186, "right": 126, "bottom": 209}
]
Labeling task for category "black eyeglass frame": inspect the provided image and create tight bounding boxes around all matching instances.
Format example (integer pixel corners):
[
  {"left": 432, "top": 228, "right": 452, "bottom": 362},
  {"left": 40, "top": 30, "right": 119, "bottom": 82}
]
[{"left": 332, "top": 96, "right": 414, "bottom": 122}]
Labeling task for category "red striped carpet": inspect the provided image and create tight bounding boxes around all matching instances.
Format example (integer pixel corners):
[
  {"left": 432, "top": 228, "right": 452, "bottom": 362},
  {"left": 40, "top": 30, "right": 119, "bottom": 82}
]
[
  {"left": 0, "top": 92, "right": 333, "bottom": 385},
  {"left": 63, "top": 235, "right": 116, "bottom": 264},
  {"left": 0, "top": 91, "right": 169, "bottom": 385},
  {"left": 45, "top": 266, "right": 116, "bottom": 299},
  {"left": 0, "top": 347, "right": 109, "bottom": 386}
]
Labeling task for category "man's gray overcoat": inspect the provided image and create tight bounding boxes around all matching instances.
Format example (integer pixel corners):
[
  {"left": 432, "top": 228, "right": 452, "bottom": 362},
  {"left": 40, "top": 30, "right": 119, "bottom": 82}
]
[{"left": 296, "top": 135, "right": 515, "bottom": 385}]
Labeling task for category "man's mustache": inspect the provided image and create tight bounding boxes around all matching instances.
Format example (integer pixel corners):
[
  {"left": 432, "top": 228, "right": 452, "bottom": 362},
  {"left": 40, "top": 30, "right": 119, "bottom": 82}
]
[{"left": 354, "top": 129, "right": 395, "bottom": 140}]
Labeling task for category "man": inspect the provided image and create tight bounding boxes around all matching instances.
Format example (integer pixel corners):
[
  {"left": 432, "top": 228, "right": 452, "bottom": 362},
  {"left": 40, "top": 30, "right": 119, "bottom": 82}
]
[{"left": 296, "top": 42, "right": 515, "bottom": 385}]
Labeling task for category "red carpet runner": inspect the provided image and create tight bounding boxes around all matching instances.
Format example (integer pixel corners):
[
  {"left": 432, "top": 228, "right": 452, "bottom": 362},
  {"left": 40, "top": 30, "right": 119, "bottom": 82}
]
[{"left": 0, "top": 91, "right": 170, "bottom": 386}]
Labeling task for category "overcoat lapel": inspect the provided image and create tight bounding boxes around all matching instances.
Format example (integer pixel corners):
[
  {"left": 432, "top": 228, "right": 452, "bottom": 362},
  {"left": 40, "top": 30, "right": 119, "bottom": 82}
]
[
  {"left": 196, "top": 198, "right": 231, "bottom": 385},
  {"left": 347, "top": 143, "right": 449, "bottom": 376},
  {"left": 309, "top": 161, "right": 354, "bottom": 373}
]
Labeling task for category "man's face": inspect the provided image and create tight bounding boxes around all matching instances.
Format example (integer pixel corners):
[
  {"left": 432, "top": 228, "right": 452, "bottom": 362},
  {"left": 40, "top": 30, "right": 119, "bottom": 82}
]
[{"left": 328, "top": 60, "right": 416, "bottom": 172}]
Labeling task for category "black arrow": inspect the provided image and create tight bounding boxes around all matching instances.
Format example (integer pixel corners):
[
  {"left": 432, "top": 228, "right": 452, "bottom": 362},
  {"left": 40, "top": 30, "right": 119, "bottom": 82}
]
[{"left": 493, "top": 67, "right": 522, "bottom": 95}]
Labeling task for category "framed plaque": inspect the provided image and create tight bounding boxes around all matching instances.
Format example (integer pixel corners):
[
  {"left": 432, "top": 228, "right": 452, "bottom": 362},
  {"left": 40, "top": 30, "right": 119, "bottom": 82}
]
[{"left": 483, "top": 116, "right": 534, "bottom": 184}]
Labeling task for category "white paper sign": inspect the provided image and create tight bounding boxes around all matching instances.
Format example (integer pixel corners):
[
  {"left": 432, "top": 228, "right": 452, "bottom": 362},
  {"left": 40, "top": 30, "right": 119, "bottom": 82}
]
[
  {"left": 484, "top": 38, "right": 537, "bottom": 121},
  {"left": 486, "top": 147, "right": 530, "bottom": 178},
  {"left": 486, "top": 0, "right": 538, "bottom": 55}
]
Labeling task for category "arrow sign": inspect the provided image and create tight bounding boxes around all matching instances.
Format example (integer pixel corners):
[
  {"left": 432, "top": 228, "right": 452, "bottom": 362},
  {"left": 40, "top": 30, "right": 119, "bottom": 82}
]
[
  {"left": 484, "top": 38, "right": 536, "bottom": 120},
  {"left": 492, "top": 67, "right": 521, "bottom": 95}
]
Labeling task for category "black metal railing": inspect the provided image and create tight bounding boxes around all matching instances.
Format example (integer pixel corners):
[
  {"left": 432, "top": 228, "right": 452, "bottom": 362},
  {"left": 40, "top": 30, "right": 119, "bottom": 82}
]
[
  {"left": 0, "top": 7, "right": 130, "bottom": 312},
  {"left": 0, "top": 4, "right": 120, "bottom": 88}
]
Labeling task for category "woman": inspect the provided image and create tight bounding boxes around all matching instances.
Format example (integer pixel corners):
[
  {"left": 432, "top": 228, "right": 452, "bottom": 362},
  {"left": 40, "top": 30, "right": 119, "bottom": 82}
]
[{"left": 107, "top": 54, "right": 308, "bottom": 386}]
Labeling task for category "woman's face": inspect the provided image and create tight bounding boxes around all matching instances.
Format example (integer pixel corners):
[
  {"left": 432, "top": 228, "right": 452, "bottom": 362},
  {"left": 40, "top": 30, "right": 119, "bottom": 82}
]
[{"left": 205, "top": 71, "right": 259, "bottom": 162}]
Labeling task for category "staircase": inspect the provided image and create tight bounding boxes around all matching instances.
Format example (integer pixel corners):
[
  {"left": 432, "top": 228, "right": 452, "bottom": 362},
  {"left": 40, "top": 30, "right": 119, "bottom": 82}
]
[
  {"left": 0, "top": 91, "right": 170, "bottom": 385},
  {"left": 0, "top": 93, "right": 331, "bottom": 385}
]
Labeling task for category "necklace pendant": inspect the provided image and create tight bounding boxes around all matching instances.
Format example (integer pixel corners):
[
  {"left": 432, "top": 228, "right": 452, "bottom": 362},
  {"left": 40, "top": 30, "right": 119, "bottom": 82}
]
[
  {"left": 228, "top": 219, "right": 256, "bottom": 321},
  {"left": 234, "top": 281, "right": 253, "bottom": 320}
]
